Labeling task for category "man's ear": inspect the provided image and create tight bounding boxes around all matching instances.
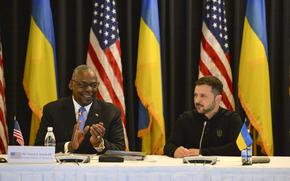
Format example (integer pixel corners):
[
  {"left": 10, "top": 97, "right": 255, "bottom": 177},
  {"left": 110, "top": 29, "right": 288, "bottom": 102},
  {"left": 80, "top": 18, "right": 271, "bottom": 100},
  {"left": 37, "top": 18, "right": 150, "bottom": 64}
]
[{"left": 215, "top": 94, "right": 222, "bottom": 103}]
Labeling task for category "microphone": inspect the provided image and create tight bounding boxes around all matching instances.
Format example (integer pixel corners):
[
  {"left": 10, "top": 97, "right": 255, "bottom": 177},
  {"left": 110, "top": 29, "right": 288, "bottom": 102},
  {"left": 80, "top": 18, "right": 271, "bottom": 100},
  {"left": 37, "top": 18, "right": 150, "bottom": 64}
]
[
  {"left": 199, "top": 121, "right": 207, "bottom": 155},
  {"left": 183, "top": 121, "right": 217, "bottom": 165}
]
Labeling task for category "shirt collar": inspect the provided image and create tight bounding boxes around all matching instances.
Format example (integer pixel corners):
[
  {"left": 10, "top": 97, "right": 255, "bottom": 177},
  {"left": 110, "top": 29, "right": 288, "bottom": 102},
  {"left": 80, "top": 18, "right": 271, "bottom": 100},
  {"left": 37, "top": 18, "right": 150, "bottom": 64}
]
[
  {"left": 72, "top": 96, "right": 93, "bottom": 114},
  {"left": 193, "top": 106, "right": 223, "bottom": 121}
]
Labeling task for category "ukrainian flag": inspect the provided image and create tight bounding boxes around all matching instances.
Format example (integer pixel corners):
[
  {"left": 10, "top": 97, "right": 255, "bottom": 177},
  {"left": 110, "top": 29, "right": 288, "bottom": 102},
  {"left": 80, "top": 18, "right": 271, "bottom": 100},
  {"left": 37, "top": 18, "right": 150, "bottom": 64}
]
[
  {"left": 236, "top": 122, "right": 253, "bottom": 151},
  {"left": 23, "top": 0, "right": 58, "bottom": 145},
  {"left": 238, "top": 0, "right": 273, "bottom": 155},
  {"left": 135, "top": 0, "right": 165, "bottom": 154}
]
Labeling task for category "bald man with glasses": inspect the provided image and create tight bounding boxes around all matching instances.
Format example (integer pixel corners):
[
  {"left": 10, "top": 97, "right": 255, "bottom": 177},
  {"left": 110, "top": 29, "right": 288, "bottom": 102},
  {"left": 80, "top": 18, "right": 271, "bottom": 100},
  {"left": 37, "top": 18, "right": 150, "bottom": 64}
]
[{"left": 35, "top": 65, "right": 125, "bottom": 154}]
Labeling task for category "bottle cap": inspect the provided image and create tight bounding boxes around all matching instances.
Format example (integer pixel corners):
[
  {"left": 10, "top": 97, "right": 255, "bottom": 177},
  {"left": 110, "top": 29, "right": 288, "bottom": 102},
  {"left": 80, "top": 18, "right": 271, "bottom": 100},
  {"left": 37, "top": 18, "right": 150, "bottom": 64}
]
[{"left": 47, "top": 127, "right": 53, "bottom": 131}]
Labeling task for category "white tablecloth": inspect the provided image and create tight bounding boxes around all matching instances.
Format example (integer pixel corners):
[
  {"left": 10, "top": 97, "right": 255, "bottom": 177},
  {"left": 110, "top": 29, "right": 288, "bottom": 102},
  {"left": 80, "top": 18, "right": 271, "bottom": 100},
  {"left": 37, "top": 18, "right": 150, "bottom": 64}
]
[{"left": 0, "top": 155, "right": 289, "bottom": 181}]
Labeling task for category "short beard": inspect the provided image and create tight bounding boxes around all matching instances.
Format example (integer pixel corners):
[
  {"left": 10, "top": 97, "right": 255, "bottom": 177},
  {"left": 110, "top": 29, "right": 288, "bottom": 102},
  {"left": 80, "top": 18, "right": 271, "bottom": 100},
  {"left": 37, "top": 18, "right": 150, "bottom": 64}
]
[
  {"left": 195, "top": 99, "right": 216, "bottom": 115},
  {"left": 201, "top": 102, "right": 216, "bottom": 115}
]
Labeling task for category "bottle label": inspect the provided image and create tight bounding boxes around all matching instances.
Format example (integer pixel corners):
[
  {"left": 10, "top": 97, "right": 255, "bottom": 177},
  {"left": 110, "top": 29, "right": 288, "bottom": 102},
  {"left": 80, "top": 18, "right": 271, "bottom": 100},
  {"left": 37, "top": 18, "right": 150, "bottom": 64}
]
[
  {"left": 44, "top": 131, "right": 56, "bottom": 147},
  {"left": 241, "top": 146, "right": 252, "bottom": 165},
  {"left": 44, "top": 136, "right": 56, "bottom": 146}
]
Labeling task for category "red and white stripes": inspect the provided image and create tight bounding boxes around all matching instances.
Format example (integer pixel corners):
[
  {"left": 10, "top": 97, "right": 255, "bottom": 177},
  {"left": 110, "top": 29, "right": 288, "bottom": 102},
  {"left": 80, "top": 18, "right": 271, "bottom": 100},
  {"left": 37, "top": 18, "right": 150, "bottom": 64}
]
[
  {"left": 199, "top": 22, "right": 235, "bottom": 111},
  {"left": 87, "top": 29, "right": 128, "bottom": 148},
  {"left": 0, "top": 42, "right": 8, "bottom": 153}
]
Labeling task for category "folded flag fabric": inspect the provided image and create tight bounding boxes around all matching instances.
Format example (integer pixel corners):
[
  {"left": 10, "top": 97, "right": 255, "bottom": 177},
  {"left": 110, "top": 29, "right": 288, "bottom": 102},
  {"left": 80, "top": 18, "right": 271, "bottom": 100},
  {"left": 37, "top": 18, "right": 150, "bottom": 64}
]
[
  {"left": 135, "top": 0, "right": 165, "bottom": 154},
  {"left": 236, "top": 122, "right": 253, "bottom": 151},
  {"left": 238, "top": 0, "right": 273, "bottom": 156},
  {"left": 23, "top": 0, "right": 58, "bottom": 145}
]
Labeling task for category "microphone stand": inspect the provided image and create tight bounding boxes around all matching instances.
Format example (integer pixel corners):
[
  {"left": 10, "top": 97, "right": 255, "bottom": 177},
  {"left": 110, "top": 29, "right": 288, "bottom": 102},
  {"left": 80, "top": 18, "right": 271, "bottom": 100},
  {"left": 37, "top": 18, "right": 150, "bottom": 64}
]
[
  {"left": 199, "top": 121, "right": 207, "bottom": 155},
  {"left": 183, "top": 120, "right": 217, "bottom": 165}
]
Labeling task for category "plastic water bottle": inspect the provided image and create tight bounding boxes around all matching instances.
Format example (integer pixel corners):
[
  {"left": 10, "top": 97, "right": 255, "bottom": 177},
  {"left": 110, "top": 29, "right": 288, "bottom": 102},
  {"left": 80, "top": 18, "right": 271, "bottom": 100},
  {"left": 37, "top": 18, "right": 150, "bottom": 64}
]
[
  {"left": 241, "top": 144, "right": 252, "bottom": 165},
  {"left": 44, "top": 127, "right": 56, "bottom": 147}
]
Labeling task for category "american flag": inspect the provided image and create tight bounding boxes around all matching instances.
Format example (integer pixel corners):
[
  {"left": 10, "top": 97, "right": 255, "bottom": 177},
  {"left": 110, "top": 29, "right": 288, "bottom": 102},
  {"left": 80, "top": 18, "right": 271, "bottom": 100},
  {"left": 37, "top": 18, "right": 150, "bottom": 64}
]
[
  {"left": 0, "top": 38, "right": 8, "bottom": 153},
  {"left": 199, "top": 0, "right": 234, "bottom": 111},
  {"left": 13, "top": 118, "right": 24, "bottom": 146},
  {"left": 86, "top": 0, "right": 128, "bottom": 148}
]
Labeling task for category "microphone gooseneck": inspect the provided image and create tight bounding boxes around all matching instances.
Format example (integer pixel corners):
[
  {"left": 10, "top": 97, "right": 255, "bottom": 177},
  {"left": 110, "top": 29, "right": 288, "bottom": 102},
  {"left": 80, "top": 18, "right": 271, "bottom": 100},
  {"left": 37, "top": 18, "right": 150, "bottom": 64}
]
[{"left": 199, "top": 121, "right": 207, "bottom": 155}]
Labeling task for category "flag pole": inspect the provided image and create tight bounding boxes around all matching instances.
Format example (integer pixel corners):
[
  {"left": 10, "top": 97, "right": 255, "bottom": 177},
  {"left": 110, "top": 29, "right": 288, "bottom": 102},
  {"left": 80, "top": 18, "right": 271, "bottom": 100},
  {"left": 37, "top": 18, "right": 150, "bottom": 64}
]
[
  {"left": 252, "top": 126, "right": 257, "bottom": 156},
  {"left": 246, "top": 117, "right": 257, "bottom": 156}
]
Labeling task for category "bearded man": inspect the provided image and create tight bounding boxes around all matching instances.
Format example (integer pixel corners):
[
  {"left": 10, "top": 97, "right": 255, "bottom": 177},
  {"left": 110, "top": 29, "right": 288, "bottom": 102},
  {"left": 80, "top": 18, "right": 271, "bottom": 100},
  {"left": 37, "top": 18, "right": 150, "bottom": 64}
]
[{"left": 164, "top": 76, "right": 243, "bottom": 157}]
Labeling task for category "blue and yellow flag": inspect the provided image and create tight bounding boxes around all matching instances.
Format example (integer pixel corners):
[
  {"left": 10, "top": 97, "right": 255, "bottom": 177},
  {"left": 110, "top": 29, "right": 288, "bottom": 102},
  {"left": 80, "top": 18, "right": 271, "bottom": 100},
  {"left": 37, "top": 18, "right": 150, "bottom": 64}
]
[
  {"left": 23, "top": 0, "right": 58, "bottom": 145},
  {"left": 135, "top": 0, "right": 165, "bottom": 154},
  {"left": 238, "top": 0, "right": 273, "bottom": 155},
  {"left": 236, "top": 122, "right": 253, "bottom": 151}
]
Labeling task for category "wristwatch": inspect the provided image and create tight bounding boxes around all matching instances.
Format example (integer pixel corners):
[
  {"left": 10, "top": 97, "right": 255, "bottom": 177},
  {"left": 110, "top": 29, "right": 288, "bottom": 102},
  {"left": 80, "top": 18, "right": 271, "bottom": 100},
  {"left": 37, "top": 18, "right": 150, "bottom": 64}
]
[{"left": 94, "top": 139, "right": 105, "bottom": 152}]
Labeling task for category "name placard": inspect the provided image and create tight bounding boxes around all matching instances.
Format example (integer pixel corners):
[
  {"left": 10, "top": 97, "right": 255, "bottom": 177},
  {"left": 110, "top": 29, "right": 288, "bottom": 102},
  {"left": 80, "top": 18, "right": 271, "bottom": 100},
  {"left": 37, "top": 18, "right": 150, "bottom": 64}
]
[{"left": 7, "top": 146, "right": 56, "bottom": 163}]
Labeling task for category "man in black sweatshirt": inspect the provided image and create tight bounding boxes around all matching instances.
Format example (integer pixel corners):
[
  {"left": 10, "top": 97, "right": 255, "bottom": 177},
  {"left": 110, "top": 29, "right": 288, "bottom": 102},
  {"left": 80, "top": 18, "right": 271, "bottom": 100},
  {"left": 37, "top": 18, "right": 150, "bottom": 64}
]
[{"left": 164, "top": 76, "right": 242, "bottom": 157}]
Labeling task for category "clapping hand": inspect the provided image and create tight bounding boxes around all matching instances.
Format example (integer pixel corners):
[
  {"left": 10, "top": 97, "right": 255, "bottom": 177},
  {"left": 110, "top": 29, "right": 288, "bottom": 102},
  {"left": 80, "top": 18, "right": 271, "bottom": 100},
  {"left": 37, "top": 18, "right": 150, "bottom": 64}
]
[
  {"left": 68, "top": 121, "right": 90, "bottom": 152},
  {"left": 89, "top": 122, "right": 105, "bottom": 147}
]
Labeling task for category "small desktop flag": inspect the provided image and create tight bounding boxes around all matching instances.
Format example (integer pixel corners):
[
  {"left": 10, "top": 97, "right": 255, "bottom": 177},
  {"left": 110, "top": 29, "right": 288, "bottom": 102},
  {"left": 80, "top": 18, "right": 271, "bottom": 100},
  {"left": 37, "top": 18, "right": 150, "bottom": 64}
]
[
  {"left": 236, "top": 121, "right": 253, "bottom": 151},
  {"left": 13, "top": 118, "right": 24, "bottom": 146}
]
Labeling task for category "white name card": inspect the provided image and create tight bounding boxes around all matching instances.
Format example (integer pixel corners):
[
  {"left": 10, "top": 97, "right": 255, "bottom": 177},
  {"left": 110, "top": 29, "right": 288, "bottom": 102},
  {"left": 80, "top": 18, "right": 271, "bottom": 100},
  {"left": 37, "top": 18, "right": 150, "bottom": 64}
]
[{"left": 7, "top": 146, "right": 56, "bottom": 163}]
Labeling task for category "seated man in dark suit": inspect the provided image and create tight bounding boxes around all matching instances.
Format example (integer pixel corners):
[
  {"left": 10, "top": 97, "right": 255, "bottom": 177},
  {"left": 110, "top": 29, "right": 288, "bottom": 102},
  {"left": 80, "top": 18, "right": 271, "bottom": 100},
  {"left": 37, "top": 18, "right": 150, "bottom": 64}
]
[
  {"left": 164, "top": 76, "right": 243, "bottom": 157},
  {"left": 35, "top": 65, "right": 125, "bottom": 153}
]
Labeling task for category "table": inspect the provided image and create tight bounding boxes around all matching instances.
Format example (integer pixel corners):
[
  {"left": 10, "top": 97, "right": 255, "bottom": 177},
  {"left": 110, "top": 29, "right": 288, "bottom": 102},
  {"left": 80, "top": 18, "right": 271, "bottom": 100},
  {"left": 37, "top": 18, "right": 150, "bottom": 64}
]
[{"left": 0, "top": 155, "right": 289, "bottom": 181}]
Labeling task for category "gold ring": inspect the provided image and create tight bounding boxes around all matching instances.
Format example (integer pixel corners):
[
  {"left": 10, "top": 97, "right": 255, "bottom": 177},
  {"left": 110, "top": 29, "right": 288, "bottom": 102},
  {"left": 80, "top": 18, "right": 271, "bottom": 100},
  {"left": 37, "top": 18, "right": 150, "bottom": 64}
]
[{"left": 97, "top": 136, "right": 101, "bottom": 139}]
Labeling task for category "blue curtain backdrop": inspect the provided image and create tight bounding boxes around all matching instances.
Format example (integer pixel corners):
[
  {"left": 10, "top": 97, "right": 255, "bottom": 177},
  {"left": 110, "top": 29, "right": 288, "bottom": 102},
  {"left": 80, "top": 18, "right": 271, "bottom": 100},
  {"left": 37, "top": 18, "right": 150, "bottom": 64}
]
[{"left": 0, "top": 0, "right": 289, "bottom": 155}]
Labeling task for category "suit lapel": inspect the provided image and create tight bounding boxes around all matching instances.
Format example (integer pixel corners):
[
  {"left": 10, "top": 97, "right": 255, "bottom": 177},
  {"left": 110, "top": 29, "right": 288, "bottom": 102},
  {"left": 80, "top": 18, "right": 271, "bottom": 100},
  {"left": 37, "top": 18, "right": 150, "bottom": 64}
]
[
  {"left": 86, "top": 99, "right": 102, "bottom": 126},
  {"left": 61, "top": 97, "right": 77, "bottom": 138}
]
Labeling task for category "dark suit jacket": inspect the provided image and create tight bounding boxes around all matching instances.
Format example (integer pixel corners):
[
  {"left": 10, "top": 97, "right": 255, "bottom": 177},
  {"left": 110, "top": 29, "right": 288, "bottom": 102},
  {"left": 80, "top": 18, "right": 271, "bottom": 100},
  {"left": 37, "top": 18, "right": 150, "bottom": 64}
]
[{"left": 35, "top": 96, "right": 125, "bottom": 153}]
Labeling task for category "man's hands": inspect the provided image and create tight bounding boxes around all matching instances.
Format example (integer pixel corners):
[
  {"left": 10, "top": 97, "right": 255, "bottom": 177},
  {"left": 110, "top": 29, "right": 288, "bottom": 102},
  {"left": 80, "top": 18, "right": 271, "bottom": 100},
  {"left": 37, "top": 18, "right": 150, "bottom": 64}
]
[
  {"left": 89, "top": 122, "right": 105, "bottom": 147},
  {"left": 68, "top": 121, "right": 90, "bottom": 152},
  {"left": 174, "top": 146, "right": 200, "bottom": 158},
  {"left": 68, "top": 121, "right": 106, "bottom": 152}
]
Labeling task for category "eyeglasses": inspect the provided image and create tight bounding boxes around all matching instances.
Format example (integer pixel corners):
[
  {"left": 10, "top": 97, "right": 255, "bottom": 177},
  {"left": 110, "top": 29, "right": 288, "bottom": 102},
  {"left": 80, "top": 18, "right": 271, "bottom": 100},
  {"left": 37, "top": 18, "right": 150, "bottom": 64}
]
[{"left": 72, "top": 80, "right": 99, "bottom": 89}]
